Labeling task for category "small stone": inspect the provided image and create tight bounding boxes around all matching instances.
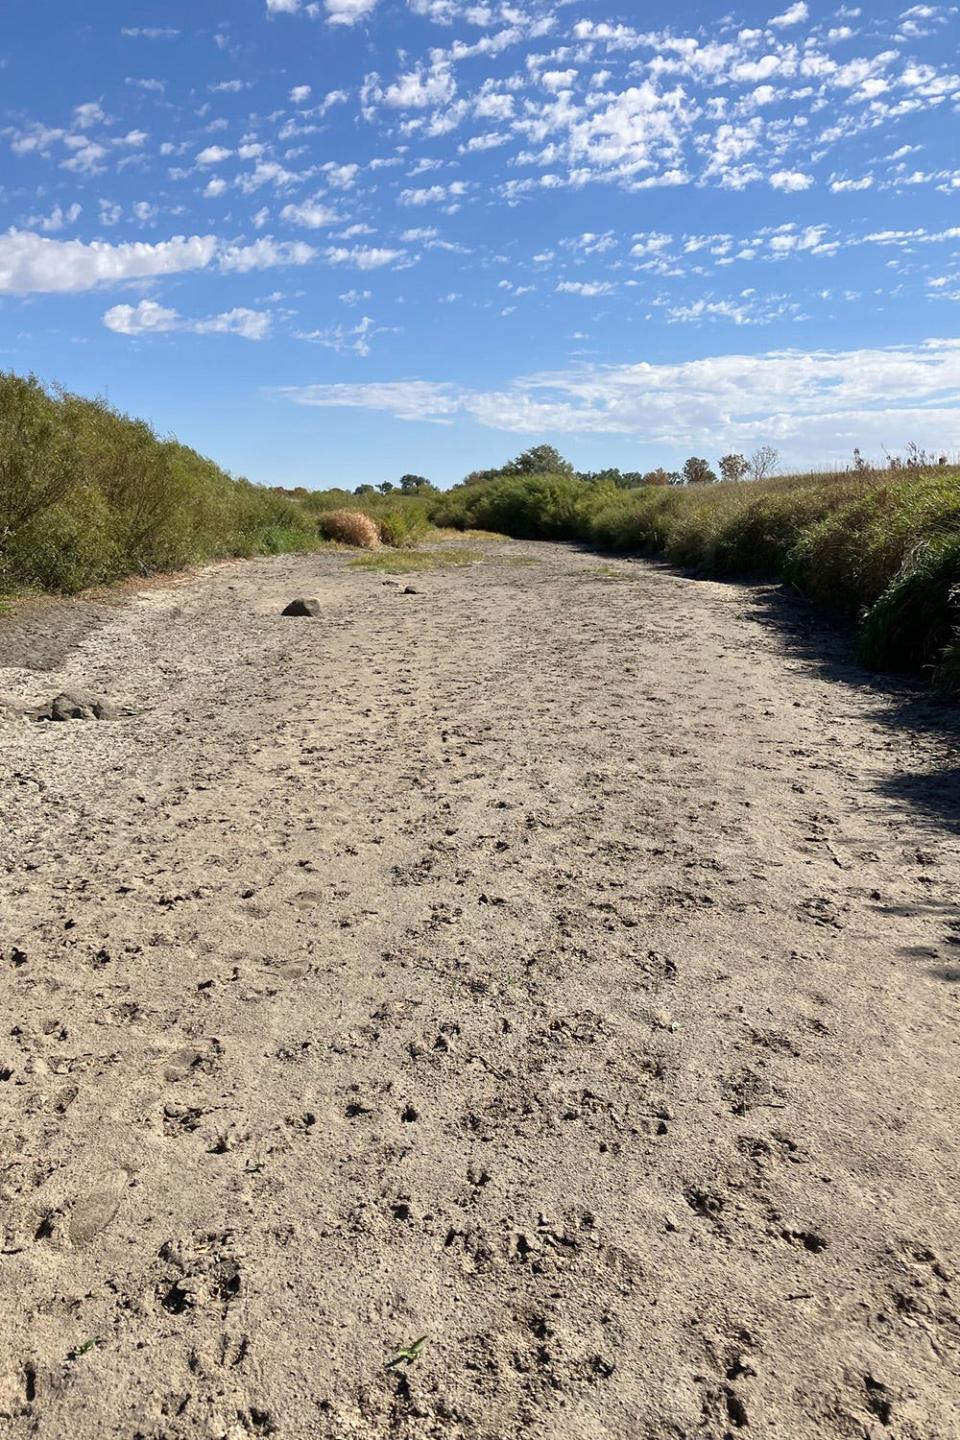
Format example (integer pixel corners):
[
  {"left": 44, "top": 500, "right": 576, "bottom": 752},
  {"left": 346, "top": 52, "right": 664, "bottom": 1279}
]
[
  {"left": 281, "top": 598, "right": 322, "bottom": 617},
  {"left": 402, "top": 586, "right": 420, "bottom": 595},
  {"left": 47, "top": 692, "right": 110, "bottom": 722}
]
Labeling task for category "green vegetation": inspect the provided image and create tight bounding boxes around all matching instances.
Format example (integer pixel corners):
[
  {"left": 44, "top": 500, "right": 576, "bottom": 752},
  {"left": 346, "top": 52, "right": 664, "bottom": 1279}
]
[
  {"left": 434, "top": 460, "right": 960, "bottom": 692},
  {"left": 5, "top": 369, "right": 957, "bottom": 696},
  {"left": 0, "top": 372, "right": 317, "bottom": 595}
]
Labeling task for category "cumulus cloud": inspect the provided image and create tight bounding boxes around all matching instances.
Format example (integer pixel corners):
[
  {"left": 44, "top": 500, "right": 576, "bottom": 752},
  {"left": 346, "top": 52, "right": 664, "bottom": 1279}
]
[
  {"left": 556, "top": 280, "right": 615, "bottom": 296},
  {"left": 280, "top": 199, "right": 341, "bottom": 227},
  {"left": 219, "top": 237, "right": 316, "bottom": 271},
  {"left": 266, "top": 0, "right": 379, "bottom": 20},
  {"left": 104, "top": 299, "right": 272, "bottom": 340},
  {"left": 768, "top": 3, "right": 809, "bottom": 27},
  {"left": 271, "top": 339, "right": 960, "bottom": 460},
  {"left": 0, "top": 229, "right": 218, "bottom": 294},
  {"left": 769, "top": 170, "right": 814, "bottom": 191},
  {"left": 325, "top": 0, "right": 379, "bottom": 22},
  {"left": 324, "top": 245, "right": 406, "bottom": 268},
  {"left": 0, "top": 229, "right": 319, "bottom": 293}
]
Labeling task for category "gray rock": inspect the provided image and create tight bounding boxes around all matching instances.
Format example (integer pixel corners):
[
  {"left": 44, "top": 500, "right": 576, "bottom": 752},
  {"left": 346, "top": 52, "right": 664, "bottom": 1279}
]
[
  {"left": 48, "top": 691, "right": 111, "bottom": 722},
  {"left": 281, "top": 598, "right": 322, "bottom": 617},
  {"left": 402, "top": 586, "right": 420, "bottom": 595}
]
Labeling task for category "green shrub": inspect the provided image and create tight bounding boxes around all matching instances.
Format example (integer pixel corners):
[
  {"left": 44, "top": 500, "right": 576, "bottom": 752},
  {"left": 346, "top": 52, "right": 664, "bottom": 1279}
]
[
  {"left": 377, "top": 506, "right": 430, "bottom": 547},
  {"left": 0, "top": 373, "right": 82, "bottom": 541},
  {"left": 440, "top": 464, "right": 960, "bottom": 692},
  {"left": 0, "top": 370, "right": 318, "bottom": 595},
  {"left": 860, "top": 530, "right": 960, "bottom": 673}
]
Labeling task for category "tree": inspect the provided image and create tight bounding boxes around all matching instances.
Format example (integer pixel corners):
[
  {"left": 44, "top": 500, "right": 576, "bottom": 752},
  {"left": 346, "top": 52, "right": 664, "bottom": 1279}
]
[
  {"left": 749, "top": 445, "right": 779, "bottom": 481},
  {"left": 641, "top": 468, "right": 671, "bottom": 487},
  {"left": 718, "top": 453, "right": 749, "bottom": 484},
  {"left": 399, "top": 473, "right": 434, "bottom": 493},
  {"left": 509, "top": 444, "right": 574, "bottom": 477},
  {"left": 463, "top": 444, "right": 575, "bottom": 485},
  {"left": 682, "top": 456, "right": 717, "bottom": 485},
  {"left": 0, "top": 375, "right": 81, "bottom": 541},
  {"left": 354, "top": 483, "right": 376, "bottom": 495},
  {"left": 378, "top": 481, "right": 395, "bottom": 495}
]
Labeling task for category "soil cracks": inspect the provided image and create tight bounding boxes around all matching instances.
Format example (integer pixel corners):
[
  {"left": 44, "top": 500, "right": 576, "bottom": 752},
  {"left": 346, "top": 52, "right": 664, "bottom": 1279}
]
[{"left": 1, "top": 543, "right": 958, "bottom": 1439}]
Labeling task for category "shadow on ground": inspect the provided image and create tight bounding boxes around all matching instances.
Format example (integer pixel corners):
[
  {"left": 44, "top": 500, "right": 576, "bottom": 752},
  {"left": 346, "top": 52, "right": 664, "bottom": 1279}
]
[{"left": 575, "top": 545, "right": 960, "bottom": 834}]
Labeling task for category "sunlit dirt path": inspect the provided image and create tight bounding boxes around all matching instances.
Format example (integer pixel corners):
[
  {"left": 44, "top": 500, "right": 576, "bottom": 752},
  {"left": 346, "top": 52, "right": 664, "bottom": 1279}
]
[{"left": 1, "top": 541, "right": 958, "bottom": 1439}]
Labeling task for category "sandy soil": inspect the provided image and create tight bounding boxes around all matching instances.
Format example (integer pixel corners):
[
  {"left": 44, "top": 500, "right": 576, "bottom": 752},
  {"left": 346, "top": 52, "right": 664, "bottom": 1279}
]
[{"left": 1, "top": 541, "right": 958, "bottom": 1440}]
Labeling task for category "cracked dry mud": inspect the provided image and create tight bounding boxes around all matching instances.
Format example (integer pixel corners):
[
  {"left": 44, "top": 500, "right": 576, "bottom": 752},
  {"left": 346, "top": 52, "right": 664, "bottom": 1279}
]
[{"left": 1, "top": 541, "right": 958, "bottom": 1439}]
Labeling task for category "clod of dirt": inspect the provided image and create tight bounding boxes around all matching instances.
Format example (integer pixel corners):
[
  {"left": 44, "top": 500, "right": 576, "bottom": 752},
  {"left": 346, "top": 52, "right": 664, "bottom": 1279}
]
[
  {"left": 42, "top": 691, "right": 111, "bottom": 722},
  {"left": 281, "top": 598, "right": 322, "bottom": 617},
  {"left": 68, "top": 1168, "right": 130, "bottom": 1247}
]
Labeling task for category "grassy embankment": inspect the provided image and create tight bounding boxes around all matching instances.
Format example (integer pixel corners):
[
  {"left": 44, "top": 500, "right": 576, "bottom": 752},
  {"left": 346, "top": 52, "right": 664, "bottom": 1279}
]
[
  {"left": 0, "top": 372, "right": 324, "bottom": 595},
  {"left": 431, "top": 467, "right": 960, "bottom": 692},
  {"left": 0, "top": 373, "right": 444, "bottom": 599},
  {"left": 4, "top": 370, "right": 958, "bottom": 692}
]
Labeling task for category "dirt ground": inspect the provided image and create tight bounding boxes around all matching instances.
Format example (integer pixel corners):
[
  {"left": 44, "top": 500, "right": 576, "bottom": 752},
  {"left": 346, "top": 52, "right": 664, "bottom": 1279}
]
[{"left": 1, "top": 541, "right": 958, "bottom": 1440}]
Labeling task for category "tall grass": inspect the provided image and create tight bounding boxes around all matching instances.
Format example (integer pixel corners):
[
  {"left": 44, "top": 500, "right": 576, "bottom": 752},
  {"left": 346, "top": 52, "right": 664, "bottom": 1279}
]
[
  {"left": 433, "top": 465, "right": 960, "bottom": 691},
  {"left": 0, "top": 372, "right": 317, "bottom": 594}
]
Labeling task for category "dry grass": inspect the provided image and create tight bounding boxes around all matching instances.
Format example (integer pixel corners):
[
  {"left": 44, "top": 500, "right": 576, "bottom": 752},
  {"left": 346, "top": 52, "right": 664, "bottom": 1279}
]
[
  {"left": 316, "top": 509, "right": 381, "bottom": 549},
  {"left": 349, "top": 547, "right": 487, "bottom": 573}
]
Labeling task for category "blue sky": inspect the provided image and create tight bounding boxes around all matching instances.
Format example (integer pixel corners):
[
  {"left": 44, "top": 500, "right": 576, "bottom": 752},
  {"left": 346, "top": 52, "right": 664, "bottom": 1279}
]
[{"left": 2, "top": 0, "right": 960, "bottom": 488}]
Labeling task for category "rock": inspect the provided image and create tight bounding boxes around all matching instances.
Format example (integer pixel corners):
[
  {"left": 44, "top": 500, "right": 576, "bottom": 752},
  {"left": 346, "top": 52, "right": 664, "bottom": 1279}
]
[
  {"left": 402, "top": 586, "right": 420, "bottom": 595},
  {"left": 47, "top": 691, "right": 110, "bottom": 722},
  {"left": 281, "top": 598, "right": 322, "bottom": 617}
]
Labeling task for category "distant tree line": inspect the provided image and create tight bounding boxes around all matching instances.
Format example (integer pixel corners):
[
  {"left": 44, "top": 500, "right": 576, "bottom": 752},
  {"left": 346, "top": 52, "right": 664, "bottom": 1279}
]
[
  {"left": 341, "top": 438, "right": 951, "bottom": 499},
  {"left": 455, "top": 442, "right": 783, "bottom": 489}
]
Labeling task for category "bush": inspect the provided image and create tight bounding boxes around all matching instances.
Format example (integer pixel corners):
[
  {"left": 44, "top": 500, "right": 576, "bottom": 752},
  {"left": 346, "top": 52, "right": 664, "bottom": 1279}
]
[
  {"left": 440, "top": 463, "right": 960, "bottom": 691},
  {"left": 316, "top": 509, "right": 381, "bottom": 548},
  {"left": 0, "top": 370, "right": 319, "bottom": 594},
  {"left": 0, "top": 373, "right": 82, "bottom": 540},
  {"left": 377, "top": 507, "right": 430, "bottom": 548},
  {"left": 860, "top": 530, "right": 960, "bottom": 673}
]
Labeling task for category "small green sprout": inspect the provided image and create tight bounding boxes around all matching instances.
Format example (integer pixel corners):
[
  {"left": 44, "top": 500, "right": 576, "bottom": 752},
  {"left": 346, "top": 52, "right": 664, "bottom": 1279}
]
[{"left": 386, "top": 1335, "right": 428, "bottom": 1369}]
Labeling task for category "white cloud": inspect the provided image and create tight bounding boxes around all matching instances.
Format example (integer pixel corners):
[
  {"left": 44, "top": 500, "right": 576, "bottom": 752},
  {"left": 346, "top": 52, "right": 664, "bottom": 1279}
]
[
  {"left": 0, "top": 229, "right": 218, "bottom": 294},
  {"left": 271, "top": 339, "right": 960, "bottom": 461},
  {"left": 121, "top": 26, "right": 179, "bottom": 38},
  {"left": 399, "top": 181, "right": 467, "bottom": 205},
  {"left": 104, "top": 299, "right": 271, "bottom": 340},
  {"left": 280, "top": 199, "right": 341, "bottom": 227},
  {"left": 769, "top": 169, "right": 814, "bottom": 191},
  {"left": 73, "top": 101, "right": 107, "bottom": 130},
  {"left": 325, "top": 0, "right": 379, "bottom": 22},
  {"left": 381, "top": 60, "right": 456, "bottom": 109},
  {"left": 831, "top": 175, "right": 874, "bottom": 192},
  {"left": 556, "top": 280, "right": 615, "bottom": 296},
  {"left": 296, "top": 314, "right": 388, "bottom": 354},
  {"left": 219, "top": 237, "right": 316, "bottom": 271},
  {"left": 21, "top": 203, "right": 83, "bottom": 233},
  {"left": 290, "top": 85, "right": 312, "bottom": 104},
  {"left": 768, "top": 3, "right": 809, "bottom": 27},
  {"left": 324, "top": 245, "right": 405, "bottom": 268},
  {"left": 269, "top": 0, "right": 379, "bottom": 19},
  {"left": 196, "top": 145, "right": 233, "bottom": 166}
]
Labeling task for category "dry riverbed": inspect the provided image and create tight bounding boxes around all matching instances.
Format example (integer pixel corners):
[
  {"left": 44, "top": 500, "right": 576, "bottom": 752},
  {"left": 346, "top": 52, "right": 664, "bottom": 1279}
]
[{"left": 1, "top": 541, "right": 958, "bottom": 1439}]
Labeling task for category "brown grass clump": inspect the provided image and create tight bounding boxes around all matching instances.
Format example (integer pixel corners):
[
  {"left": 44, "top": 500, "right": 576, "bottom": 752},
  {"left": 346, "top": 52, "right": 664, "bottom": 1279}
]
[{"left": 316, "top": 509, "right": 381, "bottom": 549}]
